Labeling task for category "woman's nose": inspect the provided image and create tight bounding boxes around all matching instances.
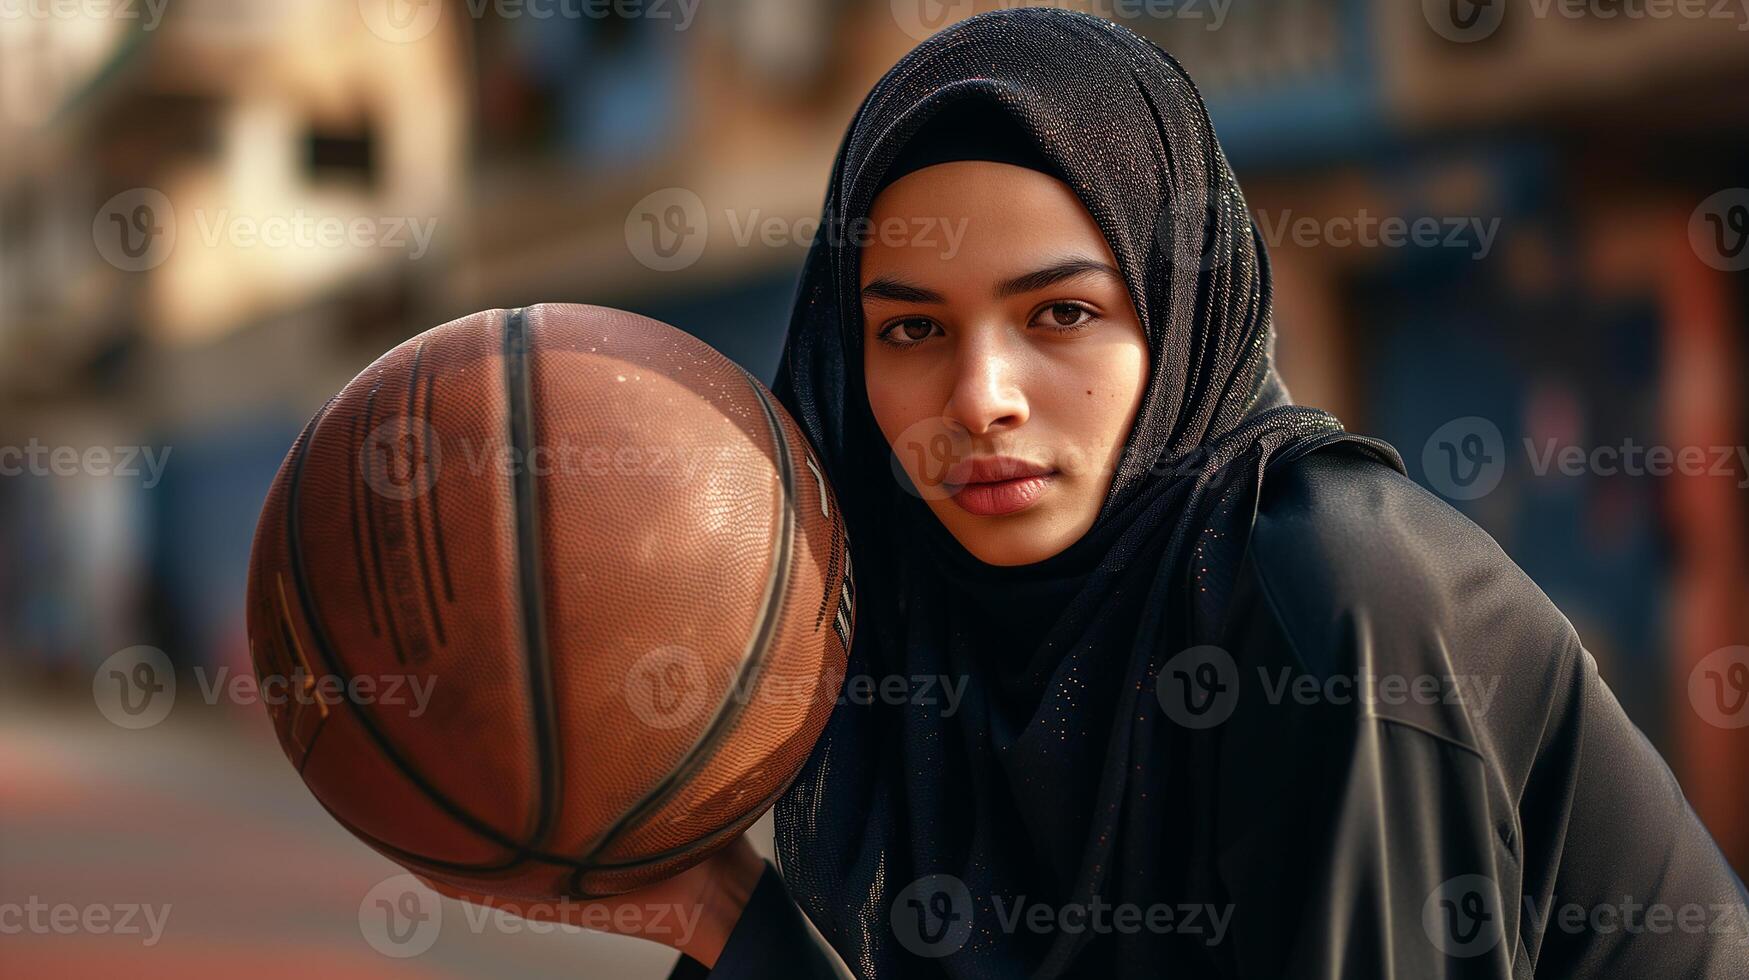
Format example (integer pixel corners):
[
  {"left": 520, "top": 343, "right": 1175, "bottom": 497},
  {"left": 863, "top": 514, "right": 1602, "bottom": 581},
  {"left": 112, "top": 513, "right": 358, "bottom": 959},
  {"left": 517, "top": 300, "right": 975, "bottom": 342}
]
[{"left": 942, "top": 338, "right": 1028, "bottom": 436}]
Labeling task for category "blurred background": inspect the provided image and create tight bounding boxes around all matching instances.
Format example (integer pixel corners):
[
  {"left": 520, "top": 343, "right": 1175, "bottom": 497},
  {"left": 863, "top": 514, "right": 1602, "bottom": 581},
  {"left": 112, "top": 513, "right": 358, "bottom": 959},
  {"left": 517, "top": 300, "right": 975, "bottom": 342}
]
[{"left": 3, "top": 0, "right": 1748, "bottom": 976}]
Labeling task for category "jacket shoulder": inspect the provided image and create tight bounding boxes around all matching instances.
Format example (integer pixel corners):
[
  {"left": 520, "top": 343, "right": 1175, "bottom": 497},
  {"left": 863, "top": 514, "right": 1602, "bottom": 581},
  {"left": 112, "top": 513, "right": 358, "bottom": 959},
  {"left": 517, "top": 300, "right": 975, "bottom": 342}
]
[{"left": 1231, "top": 446, "right": 1584, "bottom": 767}]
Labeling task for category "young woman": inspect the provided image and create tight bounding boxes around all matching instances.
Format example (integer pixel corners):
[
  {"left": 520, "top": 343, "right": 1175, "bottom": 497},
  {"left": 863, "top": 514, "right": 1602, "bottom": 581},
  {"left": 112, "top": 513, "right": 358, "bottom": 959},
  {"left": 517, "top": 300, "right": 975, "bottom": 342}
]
[
  {"left": 703, "top": 8, "right": 1747, "bottom": 978},
  {"left": 436, "top": 9, "right": 1749, "bottom": 978}
]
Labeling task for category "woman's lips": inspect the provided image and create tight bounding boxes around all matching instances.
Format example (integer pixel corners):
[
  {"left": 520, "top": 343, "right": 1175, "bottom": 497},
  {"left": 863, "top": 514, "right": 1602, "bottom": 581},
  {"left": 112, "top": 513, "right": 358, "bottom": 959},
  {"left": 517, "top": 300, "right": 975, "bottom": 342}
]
[{"left": 948, "top": 472, "right": 1056, "bottom": 516}]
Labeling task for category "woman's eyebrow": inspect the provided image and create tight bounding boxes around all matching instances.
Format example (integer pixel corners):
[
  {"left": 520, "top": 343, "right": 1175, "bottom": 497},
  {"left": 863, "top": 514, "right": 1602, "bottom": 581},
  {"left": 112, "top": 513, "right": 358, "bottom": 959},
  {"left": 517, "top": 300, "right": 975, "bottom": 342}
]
[
  {"left": 861, "top": 276, "right": 944, "bottom": 303},
  {"left": 995, "top": 258, "right": 1122, "bottom": 298},
  {"left": 861, "top": 258, "right": 1121, "bottom": 304}
]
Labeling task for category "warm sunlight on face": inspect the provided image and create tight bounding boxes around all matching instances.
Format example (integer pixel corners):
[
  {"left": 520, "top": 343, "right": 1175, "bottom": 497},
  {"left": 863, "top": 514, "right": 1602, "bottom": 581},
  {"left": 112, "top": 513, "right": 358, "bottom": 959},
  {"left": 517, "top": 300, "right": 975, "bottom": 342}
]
[{"left": 861, "top": 161, "right": 1148, "bottom": 566}]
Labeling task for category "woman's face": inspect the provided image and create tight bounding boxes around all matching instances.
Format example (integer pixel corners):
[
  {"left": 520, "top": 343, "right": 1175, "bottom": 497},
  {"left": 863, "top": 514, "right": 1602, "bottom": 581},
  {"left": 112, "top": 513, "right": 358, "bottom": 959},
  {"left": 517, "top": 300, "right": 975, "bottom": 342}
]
[{"left": 861, "top": 161, "right": 1149, "bottom": 566}]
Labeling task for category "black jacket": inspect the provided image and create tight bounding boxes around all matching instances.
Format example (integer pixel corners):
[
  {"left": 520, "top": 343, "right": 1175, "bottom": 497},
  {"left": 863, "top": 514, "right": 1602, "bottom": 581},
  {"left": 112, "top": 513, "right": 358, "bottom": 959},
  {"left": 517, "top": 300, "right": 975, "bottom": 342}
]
[{"left": 672, "top": 450, "right": 1749, "bottom": 979}]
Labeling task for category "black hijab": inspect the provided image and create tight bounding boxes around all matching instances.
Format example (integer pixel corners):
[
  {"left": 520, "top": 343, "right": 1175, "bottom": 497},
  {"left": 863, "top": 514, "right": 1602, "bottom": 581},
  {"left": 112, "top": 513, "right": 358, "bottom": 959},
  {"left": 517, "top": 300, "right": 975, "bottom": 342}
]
[{"left": 769, "top": 9, "right": 1402, "bottom": 977}]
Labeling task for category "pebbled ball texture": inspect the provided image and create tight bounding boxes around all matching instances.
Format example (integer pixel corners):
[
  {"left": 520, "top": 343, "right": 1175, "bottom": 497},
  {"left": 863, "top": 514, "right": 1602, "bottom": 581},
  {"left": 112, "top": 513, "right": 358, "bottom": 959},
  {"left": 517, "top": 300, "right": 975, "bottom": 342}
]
[{"left": 246, "top": 303, "right": 854, "bottom": 899}]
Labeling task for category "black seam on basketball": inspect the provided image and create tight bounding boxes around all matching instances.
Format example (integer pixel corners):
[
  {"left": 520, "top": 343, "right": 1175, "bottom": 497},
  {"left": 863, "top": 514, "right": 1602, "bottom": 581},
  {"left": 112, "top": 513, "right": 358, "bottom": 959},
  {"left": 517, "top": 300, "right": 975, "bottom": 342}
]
[
  {"left": 310, "top": 792, "right": 529, "bottom": 875},
  {"left": 360, "top": 376, "right": 408, "bottom": 664},
  {"left": 571, "top": 363, "right": 797, "bottom": 873},
  {"left": 346, "top": 408, "right": 383, "bottom": 637},
  {"left": 288, "top": 395, "right": 339, "bottom": 775},
  {"left": 505, "top": 307, "right": 563, "bottom": 852},
  {"left": 407, "top": 340, "right": 448, "bottom": 647},
  {"left": 310, "top": 769, "right": 742, "bottom": 878},
  {"left": 581, "top": 766, "right": 793, "bottom": 872},
  {"left": 284, "top": 361, "right": 534, "bottom": 862},
  {"left": 814, "top": 506, "right": 841, "bottom": 632},
  {"left": 424, "top": 367, "right": 456, "bottom": 603}
]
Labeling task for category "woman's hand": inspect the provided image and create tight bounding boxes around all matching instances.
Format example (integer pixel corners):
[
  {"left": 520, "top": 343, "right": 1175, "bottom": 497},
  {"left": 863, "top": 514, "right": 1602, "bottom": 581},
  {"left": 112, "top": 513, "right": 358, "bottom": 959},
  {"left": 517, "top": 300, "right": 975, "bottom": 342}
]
[{"left": 415, "top": 833, "right": 766, "bottom": 968}]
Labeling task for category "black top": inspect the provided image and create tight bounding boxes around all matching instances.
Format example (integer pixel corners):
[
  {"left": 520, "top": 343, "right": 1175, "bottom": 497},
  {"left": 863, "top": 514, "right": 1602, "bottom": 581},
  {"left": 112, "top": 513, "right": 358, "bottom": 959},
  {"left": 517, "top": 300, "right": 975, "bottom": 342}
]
[{"left": 674, "top": 449, "right": 1749, "bottom": 979}]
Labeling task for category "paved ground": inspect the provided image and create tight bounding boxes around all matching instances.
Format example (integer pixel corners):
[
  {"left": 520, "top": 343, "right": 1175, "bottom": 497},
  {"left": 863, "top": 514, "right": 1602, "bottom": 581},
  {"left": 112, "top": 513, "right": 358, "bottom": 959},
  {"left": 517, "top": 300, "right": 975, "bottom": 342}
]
[{"left": 0, "top": 686, "right": 744, "bottom": 978}]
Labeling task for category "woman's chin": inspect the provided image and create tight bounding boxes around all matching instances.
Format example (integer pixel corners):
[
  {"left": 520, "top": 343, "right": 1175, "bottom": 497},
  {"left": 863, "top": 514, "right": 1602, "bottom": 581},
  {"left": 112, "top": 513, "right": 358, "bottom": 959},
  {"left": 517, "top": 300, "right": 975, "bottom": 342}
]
[{"left": 928, "top": 498, "right": 1095, "bottom": 567}]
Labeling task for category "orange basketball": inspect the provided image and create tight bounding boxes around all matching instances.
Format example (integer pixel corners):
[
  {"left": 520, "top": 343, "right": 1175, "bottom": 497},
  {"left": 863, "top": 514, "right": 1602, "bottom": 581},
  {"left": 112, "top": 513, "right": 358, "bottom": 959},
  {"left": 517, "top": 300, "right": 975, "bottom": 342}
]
[{"left": 245, "top": 303, "right": 854, "bottom": 899}]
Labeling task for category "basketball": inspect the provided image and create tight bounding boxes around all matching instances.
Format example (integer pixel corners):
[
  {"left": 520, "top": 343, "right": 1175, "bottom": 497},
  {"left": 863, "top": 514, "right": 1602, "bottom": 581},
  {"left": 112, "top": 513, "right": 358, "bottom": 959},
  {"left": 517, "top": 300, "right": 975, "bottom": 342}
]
[{"left": 244, "top": 303, "right": 854, "bottom": 900}]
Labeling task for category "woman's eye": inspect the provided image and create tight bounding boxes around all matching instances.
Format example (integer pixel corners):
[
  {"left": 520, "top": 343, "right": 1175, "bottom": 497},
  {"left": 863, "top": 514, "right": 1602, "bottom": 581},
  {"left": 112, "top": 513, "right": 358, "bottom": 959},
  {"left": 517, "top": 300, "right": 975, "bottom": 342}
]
[
  {"left": 1032, "top": 302, "right": 1094, "bottom": 331},
  {"left": 879, "top": 318, "right": 940, "bottom": 346}
]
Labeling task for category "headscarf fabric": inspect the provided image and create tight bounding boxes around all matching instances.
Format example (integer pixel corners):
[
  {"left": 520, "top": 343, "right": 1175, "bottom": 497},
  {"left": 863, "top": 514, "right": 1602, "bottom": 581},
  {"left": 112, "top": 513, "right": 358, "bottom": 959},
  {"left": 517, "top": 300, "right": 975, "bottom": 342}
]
[{"left": 769, "top": 9, "right": 1402, "bottom": 977}]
